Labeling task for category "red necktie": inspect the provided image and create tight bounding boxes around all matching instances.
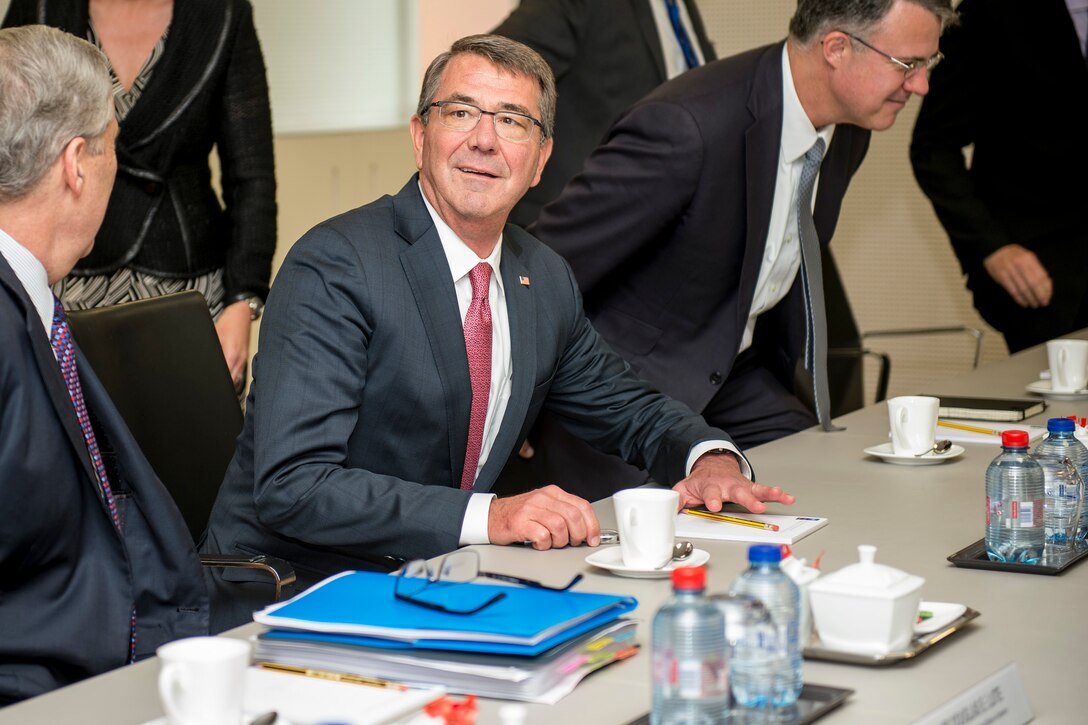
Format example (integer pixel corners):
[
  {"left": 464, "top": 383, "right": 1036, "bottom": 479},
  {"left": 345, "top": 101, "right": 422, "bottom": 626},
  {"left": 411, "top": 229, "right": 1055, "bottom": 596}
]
[{"left": 461, "top": 263, "right": 493, "bottom": 490}]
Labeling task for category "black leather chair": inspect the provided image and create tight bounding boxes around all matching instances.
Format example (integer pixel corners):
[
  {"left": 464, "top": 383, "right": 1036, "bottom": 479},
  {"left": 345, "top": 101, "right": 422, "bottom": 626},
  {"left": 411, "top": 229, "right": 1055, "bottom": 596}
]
[{"left": 68, "top": 290, "right": 294, "bottom": 600}]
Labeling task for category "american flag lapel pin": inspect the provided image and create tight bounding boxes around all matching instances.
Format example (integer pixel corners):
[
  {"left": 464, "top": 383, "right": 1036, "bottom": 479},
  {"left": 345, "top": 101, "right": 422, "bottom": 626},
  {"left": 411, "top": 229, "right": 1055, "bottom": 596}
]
[{"left": 519, "top": 276, "right": 530, "bottom": 286}]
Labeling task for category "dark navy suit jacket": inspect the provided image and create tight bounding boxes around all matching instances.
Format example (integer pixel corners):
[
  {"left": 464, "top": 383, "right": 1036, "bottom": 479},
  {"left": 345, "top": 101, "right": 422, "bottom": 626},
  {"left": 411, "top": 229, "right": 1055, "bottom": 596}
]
[
  {"left": 535, "top": 41, "right": 871, "bottom": 418},
  {"left": 203, "top": 178, "right": 737, "bottom": 630},
  {"left": 0, "top": 255, "right": 207, "bottom": 705}
]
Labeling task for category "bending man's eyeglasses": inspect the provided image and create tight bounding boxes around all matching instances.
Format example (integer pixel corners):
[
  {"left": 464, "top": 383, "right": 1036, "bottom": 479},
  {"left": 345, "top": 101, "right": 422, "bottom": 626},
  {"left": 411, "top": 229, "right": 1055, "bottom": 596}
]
[
  {"left": 394, "top": 549, "right": 583, "bottom": 615},
  {"left": 427, "top": 100, "right": 545, "bottom": 143},
  {"left": 843, "top": 31, "right": 943, "bottom": 78}
]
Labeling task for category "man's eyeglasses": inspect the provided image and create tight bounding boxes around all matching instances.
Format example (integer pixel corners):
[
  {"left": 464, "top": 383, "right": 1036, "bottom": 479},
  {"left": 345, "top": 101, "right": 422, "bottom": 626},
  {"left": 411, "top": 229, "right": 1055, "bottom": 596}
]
[
  {"left": 427, "top": 100, "right": 545, "bottom": 143},
  {"left": 843, "top": 32, "right": 943, "bottom": 79},
  {"left": 393, "top": 549, "right": 583, "bottom": 615}
]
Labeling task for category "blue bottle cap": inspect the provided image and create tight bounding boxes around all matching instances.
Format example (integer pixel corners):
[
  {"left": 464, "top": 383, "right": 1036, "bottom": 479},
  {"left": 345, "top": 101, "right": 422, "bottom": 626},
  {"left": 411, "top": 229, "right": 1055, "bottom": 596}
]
[
  {"left": 747, "top": 544, "right": 782, "bottom": 563},
  {"left": 1047, "top": 417, "right": 1075, "bottom": 432}
]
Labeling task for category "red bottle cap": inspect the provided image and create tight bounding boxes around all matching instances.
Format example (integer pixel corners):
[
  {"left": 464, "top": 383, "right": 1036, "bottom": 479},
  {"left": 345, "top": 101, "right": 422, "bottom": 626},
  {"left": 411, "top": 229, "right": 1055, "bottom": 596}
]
[
  {"left": 672, "top": 565, "right": 706, "bottom": 590},
  {"left": 1001, "top": 430, "right": 1029, "bottom": 447}
]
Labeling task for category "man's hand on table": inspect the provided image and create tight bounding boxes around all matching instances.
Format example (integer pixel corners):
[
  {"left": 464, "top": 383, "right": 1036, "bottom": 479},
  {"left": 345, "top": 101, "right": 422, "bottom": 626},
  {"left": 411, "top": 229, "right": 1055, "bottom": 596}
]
[
  {"left": 673, "top": 450, "right": 795, "bottom": 514},
  {"left": 488, "top": 484, "right": 600, "bottom": 550}
]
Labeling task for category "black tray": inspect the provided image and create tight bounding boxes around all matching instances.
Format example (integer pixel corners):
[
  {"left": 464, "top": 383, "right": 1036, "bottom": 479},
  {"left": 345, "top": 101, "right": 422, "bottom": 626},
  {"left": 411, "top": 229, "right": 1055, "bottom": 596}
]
[
  {"left": 624, "top": 683, "right": 853, "bottom": 725},
  {"left": 947, "top": 538, "right": 1088, "bottom": 575}
]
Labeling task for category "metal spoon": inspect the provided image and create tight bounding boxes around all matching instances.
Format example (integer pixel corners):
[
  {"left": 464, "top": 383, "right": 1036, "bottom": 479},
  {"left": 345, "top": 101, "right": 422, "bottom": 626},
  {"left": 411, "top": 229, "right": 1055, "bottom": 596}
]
[
  {"left": 655, "top": 541, "right": 696, "bottom": 569},
  {"left": 672, "top": 540, "right": 695, "bottom": 560},
  {"left": 915, "top": 439, "right": 953, "bottom": 457}
]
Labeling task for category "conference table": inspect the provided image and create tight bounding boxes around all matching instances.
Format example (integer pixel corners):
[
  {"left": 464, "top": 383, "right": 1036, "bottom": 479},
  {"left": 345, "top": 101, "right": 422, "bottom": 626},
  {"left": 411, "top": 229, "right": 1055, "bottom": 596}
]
[{"left": 3, "top": 336, "right": 1086, "bottom": 724}]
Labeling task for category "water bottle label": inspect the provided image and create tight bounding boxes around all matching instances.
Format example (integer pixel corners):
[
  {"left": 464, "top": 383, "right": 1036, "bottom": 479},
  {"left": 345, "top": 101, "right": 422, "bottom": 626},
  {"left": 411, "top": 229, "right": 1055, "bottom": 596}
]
[
  {"left": 987, "top": 498, "right": 1043, "bottom": 528},
  {"left": 652, "top": 651, "right": 727, "bottom": 698}
]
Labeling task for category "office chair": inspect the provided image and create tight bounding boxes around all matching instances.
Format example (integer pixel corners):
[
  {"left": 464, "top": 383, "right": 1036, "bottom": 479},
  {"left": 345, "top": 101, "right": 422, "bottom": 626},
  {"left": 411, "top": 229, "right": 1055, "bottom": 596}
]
[
  {"left": 822, "top": 247, "right": 982, "bottom": 416},
  {"left": 68, "top": 290, "right": 295, "bottom": 600}
]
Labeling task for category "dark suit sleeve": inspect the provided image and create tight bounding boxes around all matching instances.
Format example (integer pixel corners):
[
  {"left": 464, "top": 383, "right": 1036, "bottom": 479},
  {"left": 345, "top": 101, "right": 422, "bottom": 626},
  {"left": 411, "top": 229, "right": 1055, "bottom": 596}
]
[
  {"left": 909, "top": 0, "right": 1012, "bottom": 267},
  {"left": 247, "top": 225, "right": 468, "bottom": 557},
  {"left": 491, "top": 0, "right": 588, "bottom": 80},
  {"left": 533, "top": 99, "right": 706, "bottom": 296}
]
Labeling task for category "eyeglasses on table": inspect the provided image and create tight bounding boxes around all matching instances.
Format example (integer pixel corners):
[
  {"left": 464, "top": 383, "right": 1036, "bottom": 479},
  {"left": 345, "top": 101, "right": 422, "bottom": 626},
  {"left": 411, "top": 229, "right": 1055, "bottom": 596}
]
[{"left": 394, "top": 549, "right": 583, "bottom": 615}]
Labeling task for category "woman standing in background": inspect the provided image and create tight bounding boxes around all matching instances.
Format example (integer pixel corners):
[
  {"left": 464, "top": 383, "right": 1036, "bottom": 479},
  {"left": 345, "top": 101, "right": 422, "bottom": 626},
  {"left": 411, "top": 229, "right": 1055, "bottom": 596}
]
[{"left": 3, "top": 0, "right": 277, "bottom": 391}]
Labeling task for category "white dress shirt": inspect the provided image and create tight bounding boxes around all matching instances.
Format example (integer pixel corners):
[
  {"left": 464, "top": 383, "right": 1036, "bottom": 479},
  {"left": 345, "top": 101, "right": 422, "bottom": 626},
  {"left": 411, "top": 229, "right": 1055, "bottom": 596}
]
[
  {"left": 647, "top": 0, "right": 707, "bottom": 79},
  {"left": 1066, "top": 0, "right": 1088, "bottom": 57},
  {"left": 0, "top": 227, "right": 53, "bottom": 338},
  {"left": 738, "top": 44, "right": 835, "bottom": 355}
]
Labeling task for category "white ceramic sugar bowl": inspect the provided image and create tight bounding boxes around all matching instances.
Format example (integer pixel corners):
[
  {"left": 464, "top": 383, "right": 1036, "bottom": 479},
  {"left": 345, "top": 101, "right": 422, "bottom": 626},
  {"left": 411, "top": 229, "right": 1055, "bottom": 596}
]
[{"left": 808, "top": 544, "right": 924, "bottom": 655}]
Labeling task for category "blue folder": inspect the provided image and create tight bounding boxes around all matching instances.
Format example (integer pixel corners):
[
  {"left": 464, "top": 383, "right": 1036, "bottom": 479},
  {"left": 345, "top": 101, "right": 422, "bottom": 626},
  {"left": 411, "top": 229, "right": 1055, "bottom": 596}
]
[{"left": 254, "top": 570, "right": 638, "bottom": 650}]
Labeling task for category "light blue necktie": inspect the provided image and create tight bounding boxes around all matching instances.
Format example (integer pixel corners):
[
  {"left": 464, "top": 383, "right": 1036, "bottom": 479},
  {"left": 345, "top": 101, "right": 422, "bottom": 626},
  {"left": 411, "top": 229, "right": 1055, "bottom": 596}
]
[{"left": 796, "top": 139, "right": 843, "bottom": 432}]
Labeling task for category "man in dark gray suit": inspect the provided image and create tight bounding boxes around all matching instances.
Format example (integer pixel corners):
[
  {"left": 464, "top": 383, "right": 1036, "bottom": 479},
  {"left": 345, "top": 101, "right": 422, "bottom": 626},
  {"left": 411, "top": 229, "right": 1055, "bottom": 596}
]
[
  {"left": 203, "top": 34, "right": 794, "bottom": 632},
  {"left": 530, "top": 0, "right": 956, "bottom": 495},
  {"left": 0, "top": 25, "right": 207, "bottom": 704}
]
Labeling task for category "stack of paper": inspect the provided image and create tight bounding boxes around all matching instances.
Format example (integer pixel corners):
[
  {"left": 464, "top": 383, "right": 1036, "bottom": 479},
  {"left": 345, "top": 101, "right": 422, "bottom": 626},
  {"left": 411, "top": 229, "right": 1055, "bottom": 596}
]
[
  {"left": 675, "top": 511, "right": 828, "bottom": 545},
  {"left": 251, "top": 570, "right": 639, "bottom": 704},
  {"left": 254, "top": 619, "right": 638, "bottom": 705},
  {"left": 936, "top": 420, "right": 1047, "bottom": 446}
]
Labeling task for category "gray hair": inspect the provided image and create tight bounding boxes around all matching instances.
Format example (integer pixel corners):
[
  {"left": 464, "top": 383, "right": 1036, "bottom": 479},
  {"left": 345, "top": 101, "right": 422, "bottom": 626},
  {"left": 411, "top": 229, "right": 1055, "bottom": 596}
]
[
  {"left": 0, "top": 25, "right": 113, "bottom": 202},
  {"left": 790, "top": 0, "right": 957, "bottom": 44},
  {"left": 416, "top": 34, "right": 556, "bottom": 142}
]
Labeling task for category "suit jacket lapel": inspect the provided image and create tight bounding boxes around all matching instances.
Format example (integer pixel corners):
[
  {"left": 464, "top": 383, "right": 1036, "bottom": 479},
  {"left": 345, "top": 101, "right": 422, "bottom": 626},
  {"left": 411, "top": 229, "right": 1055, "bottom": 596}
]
[
  {"left": 474, "top": 233, "right": 536, "bottom": 492},
  {"left": 632, "top": 0, "right": 668, "bottom": 83},
  {"left": 739, "top": 42, "right": 786, "bottom": 329},
  {"left": 0, "top": 258, "right": 102, "bottom": 490},
  {"left": 393, "top": 180, "right": 472, "bottom": 489}
]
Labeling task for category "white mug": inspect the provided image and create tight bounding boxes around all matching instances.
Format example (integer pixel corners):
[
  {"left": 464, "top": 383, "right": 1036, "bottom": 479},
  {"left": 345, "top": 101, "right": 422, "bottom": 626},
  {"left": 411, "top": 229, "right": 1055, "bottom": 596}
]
[
  {"left": 1047, "top": 339, "right": 1088, "bottom": 393},
  {"left": 158, "top": 636, "right": 250, "bottom": 725},
  {"left": 887, "top": 395, "right": 939, "bottom": 456},
  {"left": 613, "top": 488, "right": 679, "bottom": 569}
]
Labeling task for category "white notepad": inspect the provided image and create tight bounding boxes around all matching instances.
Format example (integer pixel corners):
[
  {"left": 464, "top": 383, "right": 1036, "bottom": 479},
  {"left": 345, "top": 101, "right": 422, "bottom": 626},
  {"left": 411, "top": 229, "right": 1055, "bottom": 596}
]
[{"left": 675, "top": 512, "right": 829, "bottom": 545}]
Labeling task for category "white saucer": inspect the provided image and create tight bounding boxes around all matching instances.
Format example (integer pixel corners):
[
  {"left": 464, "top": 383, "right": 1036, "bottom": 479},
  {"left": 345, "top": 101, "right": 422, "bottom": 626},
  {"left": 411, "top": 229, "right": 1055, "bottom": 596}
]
[
  {"left": 1026, "top": 379, "right": 1088, "bottom": 401},
  {"left": 915, "top": 601, "right": 967, "bottom": 635},
  {"left": 585, "top": 545, "right": 710, "bottom": 578},
  {"left": 863, "top": 441, "right": 965, "bottom": 466}
]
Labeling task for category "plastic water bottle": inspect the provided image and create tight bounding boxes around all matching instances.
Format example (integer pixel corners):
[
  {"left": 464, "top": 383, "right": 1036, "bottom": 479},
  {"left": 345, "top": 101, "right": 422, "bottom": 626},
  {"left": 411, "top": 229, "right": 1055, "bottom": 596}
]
[
  {"left": 728, "top": 544, "right": 803, "bottom": 708},
  {"left": 1032, "top": 417, "right": 1088, "bottom": 542},
  {"left": 1033, "top": 455, "right": 1083, "bottom": 552},
  {"left": 712, "top": 592, "right": 779, "bottom": 710},
  {"left": 985, "top": 430, "right": 1045, "bottom": 564},
  {"left": 651, "top": 566, "right": 729, "bottom": 724}
]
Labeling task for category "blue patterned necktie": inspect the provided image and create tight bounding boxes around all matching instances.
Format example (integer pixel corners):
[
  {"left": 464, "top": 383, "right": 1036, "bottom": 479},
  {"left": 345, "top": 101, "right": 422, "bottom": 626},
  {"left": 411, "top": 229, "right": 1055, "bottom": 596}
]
[
  {"left": 796, "top": 139, "right": 844, "bottom": 432},
  {"left": 665, "top": 0, "right": 700, "bottom": 70},
  {"left": 50, "top": 295, "right": 137, "bottom": 661}
]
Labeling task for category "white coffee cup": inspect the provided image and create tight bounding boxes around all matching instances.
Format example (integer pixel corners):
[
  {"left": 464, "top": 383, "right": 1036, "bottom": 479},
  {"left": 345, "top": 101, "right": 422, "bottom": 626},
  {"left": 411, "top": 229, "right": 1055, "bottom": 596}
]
[
  {"left": 158, "top": 636, "right": 250, "bottom": 725},
  {"left": 1047, "top": 339, "right": 1088, "bottom": 393},
  {"left": 887, "top": 395, "right": 939, "bottom": 456},
  {"left": 613, "top": 488, "right": 679, "bottom": 569}
]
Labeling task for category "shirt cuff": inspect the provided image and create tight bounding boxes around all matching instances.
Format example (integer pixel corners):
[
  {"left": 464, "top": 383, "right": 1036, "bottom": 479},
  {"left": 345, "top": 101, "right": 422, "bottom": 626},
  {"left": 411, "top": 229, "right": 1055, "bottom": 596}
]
[
  {"left": 686, "top": 440, "right": 753, "bottom": 480},
  {"left": 458, "top": 492, "right": 496, "bottom": 546}
]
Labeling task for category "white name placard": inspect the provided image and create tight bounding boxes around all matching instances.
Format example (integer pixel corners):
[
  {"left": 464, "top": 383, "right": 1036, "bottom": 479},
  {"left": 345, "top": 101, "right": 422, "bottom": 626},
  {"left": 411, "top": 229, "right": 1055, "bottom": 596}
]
[{"left": 913, "top": 662, "right": 1033, "bottom": 725}]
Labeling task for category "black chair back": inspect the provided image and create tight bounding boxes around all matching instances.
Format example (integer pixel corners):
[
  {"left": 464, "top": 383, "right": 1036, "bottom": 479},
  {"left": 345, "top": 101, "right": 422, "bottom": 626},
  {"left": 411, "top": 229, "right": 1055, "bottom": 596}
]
[{"left": 68, "top": 291, "right": 243, "bottom": 544}]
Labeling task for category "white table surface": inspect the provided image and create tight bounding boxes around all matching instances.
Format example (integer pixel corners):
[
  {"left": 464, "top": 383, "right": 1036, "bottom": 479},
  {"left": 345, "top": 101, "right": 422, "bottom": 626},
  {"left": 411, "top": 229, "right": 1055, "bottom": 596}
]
[{"left": 3, "top": 335, "right": 1085, "bottom": 724}]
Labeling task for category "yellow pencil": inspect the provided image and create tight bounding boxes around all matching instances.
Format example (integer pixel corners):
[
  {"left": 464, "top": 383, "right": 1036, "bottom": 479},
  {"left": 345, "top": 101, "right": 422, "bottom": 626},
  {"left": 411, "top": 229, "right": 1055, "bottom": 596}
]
[
  {"left": 938, "top": 420, "right": 1000, "bottom": 436},
  {"left": 682, "top": 508, "right": 779, "bottom": 531},
  {"left": 256, "top": 662, "right": 405, "bottom": 690}
]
